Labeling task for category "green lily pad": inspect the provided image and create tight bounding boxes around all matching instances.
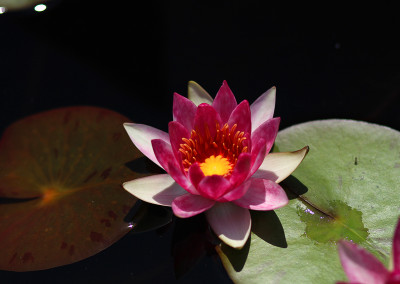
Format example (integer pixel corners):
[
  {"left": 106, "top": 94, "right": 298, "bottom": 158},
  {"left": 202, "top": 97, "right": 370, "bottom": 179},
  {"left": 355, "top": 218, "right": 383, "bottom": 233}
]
[
  {"left": 217, "top": 119, "right": 400, "bottom": 283},
  {"left": 0, "top": 107, "right": 146, "bottom": 271}
]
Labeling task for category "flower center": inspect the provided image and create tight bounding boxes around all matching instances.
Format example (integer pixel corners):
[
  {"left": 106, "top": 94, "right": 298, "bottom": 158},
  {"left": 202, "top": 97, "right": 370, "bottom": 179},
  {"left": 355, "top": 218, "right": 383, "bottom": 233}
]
[
  {"left": 200, "top": 155, "right": 232, "bottom": 176},
  {"left": 178, "top": 122, "right": 249, "bottom": 177}
]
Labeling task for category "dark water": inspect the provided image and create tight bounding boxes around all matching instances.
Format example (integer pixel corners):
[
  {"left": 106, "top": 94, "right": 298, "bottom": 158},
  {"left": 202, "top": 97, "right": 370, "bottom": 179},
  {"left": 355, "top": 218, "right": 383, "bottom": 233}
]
[{"left": 1, "top": 1, "right": 400, "bottom": 283}]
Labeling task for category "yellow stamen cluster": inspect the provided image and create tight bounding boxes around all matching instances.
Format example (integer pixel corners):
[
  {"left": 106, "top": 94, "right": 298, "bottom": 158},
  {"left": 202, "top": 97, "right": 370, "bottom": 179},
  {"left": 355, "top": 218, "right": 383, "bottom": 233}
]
[
  {"left": 178, "top": 122, "right": 248, "bottom": 177},
  {"left": 199, "top": 155, "right": 233, "bottom": 176}
]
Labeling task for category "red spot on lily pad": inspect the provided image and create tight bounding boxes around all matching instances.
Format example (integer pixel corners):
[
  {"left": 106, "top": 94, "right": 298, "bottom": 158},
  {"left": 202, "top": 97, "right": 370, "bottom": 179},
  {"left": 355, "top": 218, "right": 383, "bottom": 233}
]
[
  {"left": 22, "top": 253, "right": 34, "bottom": 264},
  {"left": 90, "top": 231, "right": 105, "bottom": 243},
  {"left": 108, "top": 210, "right": 117, "bottom": 220},
  {"left": 0, "top": 107, "right": 148, "bottom": 271},
  {"left": 100, "top": 167, "right": 112, "bottom": 180},
  {"left": 100, "top": 219, "right": 111, "bottom": 227}
]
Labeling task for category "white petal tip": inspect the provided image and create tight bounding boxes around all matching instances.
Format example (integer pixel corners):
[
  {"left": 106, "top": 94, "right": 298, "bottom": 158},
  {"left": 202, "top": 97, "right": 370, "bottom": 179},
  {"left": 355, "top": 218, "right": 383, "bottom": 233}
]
[
  {"left": 188, "top": 81, "right": 213, "bottom": 106},
  {"left": 123, "top": 174, "right": 185, "bottom": 206},
  {"left": 255, "top": 145, "right": 309, "bottom": 183},
  {"left": 220, "top": 236, "right": 248, "bottom": 249}
]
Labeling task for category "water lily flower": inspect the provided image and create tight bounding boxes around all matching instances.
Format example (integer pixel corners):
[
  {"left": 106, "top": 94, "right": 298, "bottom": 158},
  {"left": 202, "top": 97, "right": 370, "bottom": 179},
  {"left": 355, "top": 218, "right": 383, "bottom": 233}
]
[
  {"left": 123, "top": 81, "right": 308, "bottom": 248},
  {"left": 337, "top": 218, "right": 400, "bottom": 284}
]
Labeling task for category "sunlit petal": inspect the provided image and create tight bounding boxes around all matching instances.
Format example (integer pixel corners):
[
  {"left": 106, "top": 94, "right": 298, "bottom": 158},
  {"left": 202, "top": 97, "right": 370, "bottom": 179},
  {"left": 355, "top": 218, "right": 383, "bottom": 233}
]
[
  {"left": 206, "top": 203, "right": 251, "bottom": 249},
  {"left": 173, "top": 93, "right": 197, "bottom": 130},
  {"left": 227, "top": 100, "right": 251, "bottom": 135},
  {"left": 229, "top": 152, "right": 252, "bottom": 188},
  {"left": 252, "top": 146, "right": 309, "bottom": 183},
  {"left": 123, "top": 123, "right": 169, "bottom": 168},
  {"left": 251, "top": 117, "right": 280, "bottom": 155},
  {"left": 193, "top": 103, "right": 222, "bottom": 139},
  {"left": 172, "top": 193, "right": 215, "bottom": 218},
  {"left": 219, "top": 179, "right": 251, "bottom": 202},
  {"left": 188, "top": 81, "right": 213, "bottom": 106},
  {"left": 168, "top": 121, "right": 190, "bottom": 166},
  {"left": 249, "top": 138, "right": 266, "bottom": 177},
  {"left": 212, "top": 80, "right": 237, "bottom": 123},
  {"left": 233, "top": 179, "right": 289, "bottom": 210},
  {"left": 197, "top": 175, "right": 231, "bottom": 200},
  {"left": 123, "top": 174, "right": 185, "bottom": 206},
  {"left": 250, "top": 86, "right": 276, "bottom": 133},
  {"left": 152, "top": 139, "right": 192, "bottom": 190}
]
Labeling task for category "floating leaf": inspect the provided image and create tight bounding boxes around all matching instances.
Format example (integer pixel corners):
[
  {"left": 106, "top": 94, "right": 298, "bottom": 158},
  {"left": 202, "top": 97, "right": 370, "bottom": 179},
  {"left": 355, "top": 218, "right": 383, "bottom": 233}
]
[
  {"left": 0, "top": 0, "right": 50, "bottom": 11},
  {"left": 217, "top": 120, "right": 400, "bottom": 283},
  {"left": 0, "top": 107, "right": 147, "bottom": 271}
]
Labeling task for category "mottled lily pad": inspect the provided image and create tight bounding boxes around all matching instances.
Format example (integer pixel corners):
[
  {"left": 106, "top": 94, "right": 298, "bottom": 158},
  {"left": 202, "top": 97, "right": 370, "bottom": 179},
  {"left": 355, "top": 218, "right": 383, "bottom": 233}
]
[
  {"left": 218, "top": 120, "right": 400, "bottom": 283},
  {"left": 0, "top": 107, "right": 146, "bottom": 271}
]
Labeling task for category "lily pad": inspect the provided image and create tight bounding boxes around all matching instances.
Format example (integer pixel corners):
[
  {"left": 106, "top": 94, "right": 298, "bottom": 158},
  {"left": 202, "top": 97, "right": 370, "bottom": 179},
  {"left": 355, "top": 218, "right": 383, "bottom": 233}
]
[
  {"left": 0, "top": 107, "right": 146, "bottom": 271},
  {"left": 0, "top": 0, "right": 50, "bottom": 11},
  {"left": 217, "top": 119, "right": 400, "bottom": 283}
]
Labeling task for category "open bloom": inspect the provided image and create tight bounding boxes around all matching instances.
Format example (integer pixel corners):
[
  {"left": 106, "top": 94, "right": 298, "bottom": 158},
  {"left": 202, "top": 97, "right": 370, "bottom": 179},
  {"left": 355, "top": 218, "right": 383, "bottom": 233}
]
[
  {"left": 123, "top": 81, "right": 308, "bottom": 248},
  {"left": 338, "top": 218, "right": 400, "bottom": 284}
]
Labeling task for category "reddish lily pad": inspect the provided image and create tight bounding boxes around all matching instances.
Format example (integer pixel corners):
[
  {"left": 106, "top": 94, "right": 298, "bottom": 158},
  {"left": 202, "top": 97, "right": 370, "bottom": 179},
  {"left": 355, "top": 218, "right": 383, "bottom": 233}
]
[{"left": 0, "top": 107, "right": 145, "bottom": 271}]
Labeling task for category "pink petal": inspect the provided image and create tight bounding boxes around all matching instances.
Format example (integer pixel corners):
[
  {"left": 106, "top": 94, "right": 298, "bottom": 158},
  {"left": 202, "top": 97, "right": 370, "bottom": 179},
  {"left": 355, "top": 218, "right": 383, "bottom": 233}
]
[
  {"left": 387, "top": 271, "right": 400, "bottom": 283},
  {"left": 172, "top": 193, "right": 215, "bottom": 218},
  {"left": 252, "top": 146, "right": 309, "bottom": 183},
  {"left": 218, "top": 179, "right": 251, "bottom": 202},
  {"left": 229, "top": 152, "right": 252, "bottom": 188},
  {"left": 152, "top": 139, "right": 192, "bottom": 190},
  {"left": 393, "top": 218, "right": 400, "bottom": 271},
  {"left": 338, "top": 240, "right": 389, "bottom": 284},
  {"left": 197, "top": 175, "right": 232, "bottom": 200},
  {"left": 227, "top": 100, "right": 251, "bottom": 135},
  {"left": 212, "top": 80, "right": 238, "bottom": 123},
  {"left": 251, "top": 117, "right": 280, "bottom": 154},
  {"left": 249, "top": 138, "right": 267, "bottom": 177},
  {"left": 233, "top": 179, "right": 289, "bottom": 210},
  {"left": 167, "top": 160, "right": 199, "bottom": 195},
  {"left": 193, "top": 103, "right": 222, "bottom": 139},
  {"left": 168, "top": 121, "right": 190, "bottom": 168},
  {"left": 205, "top": 203, "right": 251, "bottom": 249},
  {"left": 151, "top": 139, "right": 178, "bottom": 171},
  {"left": 188, "top": 81, "right": 213, "bottom": 106},
  {"left": 250, "top": 86, "right": 276, "bottom": 133},
  {"left": 173, "top": 93, "right": 197, "bottom": 130},
  {"left": 123, "top": 123, "right": 170, "bottom": 168},
  {"left": 188, "top": 163, "right": 205, "bottom": 189},
  {"left": 123, "top": 174, "right": 186, "bottom": 206}
]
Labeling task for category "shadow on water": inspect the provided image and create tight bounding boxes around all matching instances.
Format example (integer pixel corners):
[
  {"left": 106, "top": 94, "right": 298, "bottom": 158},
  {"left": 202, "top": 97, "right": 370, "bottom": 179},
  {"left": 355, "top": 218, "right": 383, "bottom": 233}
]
[
  {"left": 125, "top": 202, "right": 174, "bottom": 234},
  {"left": 172, "top": 215, "right": 218, "bottom": 279},
  {"left": 0, "top": 197, "right": 39, "bottom": 204},
  {"left": 125, "top": 156, "right": 164, "bottom": 175}
]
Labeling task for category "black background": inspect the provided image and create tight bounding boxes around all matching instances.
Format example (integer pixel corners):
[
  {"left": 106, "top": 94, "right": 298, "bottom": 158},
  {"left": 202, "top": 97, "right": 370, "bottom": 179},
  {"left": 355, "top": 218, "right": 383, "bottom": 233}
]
[{"left": 1, "top": 1, "right": 400, "bottom": 283}]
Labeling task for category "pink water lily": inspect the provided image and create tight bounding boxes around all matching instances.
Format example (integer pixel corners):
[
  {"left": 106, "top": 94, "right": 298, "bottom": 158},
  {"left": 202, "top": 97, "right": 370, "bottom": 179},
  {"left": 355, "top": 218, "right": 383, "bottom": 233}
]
[
  {"left": 123, "top": 81, "right": 308, "bottom": 248},
  {"left": 338, "top": 218, "right": 400, "bottom": 284}
]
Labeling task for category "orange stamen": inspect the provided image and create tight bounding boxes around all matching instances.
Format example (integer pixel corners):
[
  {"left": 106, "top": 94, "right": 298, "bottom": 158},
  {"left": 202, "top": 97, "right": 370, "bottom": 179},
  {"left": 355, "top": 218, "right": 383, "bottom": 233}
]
[{"left": 178, "top": 122, "right": 249, "bottom": 177}]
